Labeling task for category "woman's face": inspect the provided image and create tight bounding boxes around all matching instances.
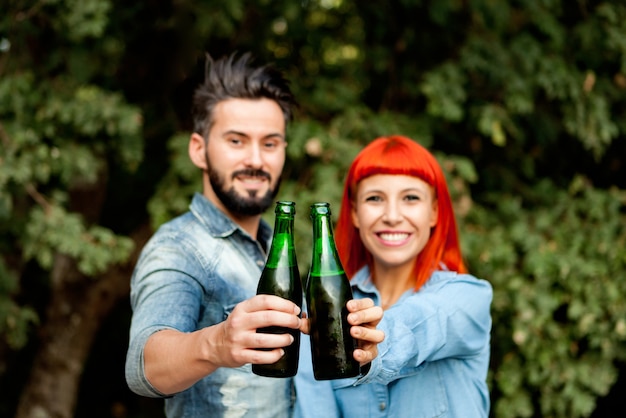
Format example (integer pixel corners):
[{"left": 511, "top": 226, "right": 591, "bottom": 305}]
[{"left": 351, "top": 174, "right": 438, "bottom": 271}]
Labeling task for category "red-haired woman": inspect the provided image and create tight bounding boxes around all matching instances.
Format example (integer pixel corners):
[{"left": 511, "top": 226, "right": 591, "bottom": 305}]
[{"left": 295, "top": 135, "right": 493, "bottom": 418}]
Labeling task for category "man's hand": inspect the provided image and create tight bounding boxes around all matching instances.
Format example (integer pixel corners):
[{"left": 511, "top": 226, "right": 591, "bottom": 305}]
[
  {"left": 213, "top": 294, "right": 302, "bottom": 367},
  {"left": 143, "top": 294, "right": 301, "bottom": 395}
]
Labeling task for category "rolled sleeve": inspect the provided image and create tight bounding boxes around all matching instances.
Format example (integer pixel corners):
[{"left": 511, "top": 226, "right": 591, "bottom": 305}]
[
  {"left": 124, "top": 238, "right": 206, "bottom": 398},
  {"left": 363, "top": 272, "right": 492, "bottom": 385},
  {"left": 125, "top": 325, "right": 173, "bottom": 398}
]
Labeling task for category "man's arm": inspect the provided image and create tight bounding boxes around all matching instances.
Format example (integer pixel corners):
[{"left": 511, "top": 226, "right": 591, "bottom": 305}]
[{"left": 143, "top": 294, "right": 302, "bottom": 395}]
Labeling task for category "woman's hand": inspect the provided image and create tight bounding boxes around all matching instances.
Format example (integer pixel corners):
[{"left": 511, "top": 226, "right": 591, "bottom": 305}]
[{"left": 347, "top": 298, "right": 385, "bottom": 365}]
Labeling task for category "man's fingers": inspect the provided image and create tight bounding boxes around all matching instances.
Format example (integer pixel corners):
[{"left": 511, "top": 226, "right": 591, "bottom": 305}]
[
  {"left": 247, "top": 347, "right": 286, "bottom": 365},
  {"left": 251, "top": 331, "right": 296, "bottom": 350},
  {"left": 230, "top": 295, "right": 302, "bottom": 332},
  {"left": 231, "top": 308, "right": 302, "bottom": 331},
  {"left": 245, "top": 294, "right": 301, "bottom": 315}
]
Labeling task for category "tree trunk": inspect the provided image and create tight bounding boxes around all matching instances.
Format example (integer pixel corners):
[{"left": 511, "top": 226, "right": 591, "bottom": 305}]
[{"left": 14, "top": 224, "right": 152, "bottom": 418}]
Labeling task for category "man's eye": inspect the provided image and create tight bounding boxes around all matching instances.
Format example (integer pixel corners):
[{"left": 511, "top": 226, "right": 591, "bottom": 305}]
[
  {"left": 227, "top": 137, "right": 242, "bottom": 145},
  {"left": 263, "top": 140, "right": 280, "bottom": 149}
]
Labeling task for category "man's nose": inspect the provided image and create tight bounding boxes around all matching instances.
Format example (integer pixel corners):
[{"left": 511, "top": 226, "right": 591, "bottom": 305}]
[{"left": 243, "top": 142, "right": 263, "bottom": 168}]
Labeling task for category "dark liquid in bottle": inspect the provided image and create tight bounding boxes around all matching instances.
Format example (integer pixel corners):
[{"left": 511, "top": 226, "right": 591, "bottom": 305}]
[
  {"left": 253, "top": 265, "right": 302, "bottom": 378},
  {"left": 307, "top": 274, "right": 359, "bottom": 380}
]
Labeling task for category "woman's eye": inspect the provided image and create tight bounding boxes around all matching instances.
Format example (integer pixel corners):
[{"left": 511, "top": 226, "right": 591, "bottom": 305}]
[
  {"left": 405, "top": 194, "right": 421, "bottom": 201},
  {"left": 365, "top": 195, "right": 382, "bottom": 202}
]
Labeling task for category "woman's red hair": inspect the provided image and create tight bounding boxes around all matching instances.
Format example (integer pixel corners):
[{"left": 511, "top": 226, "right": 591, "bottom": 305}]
[{"left": 335, "top": 135, "right": 467, "bottom": 290}]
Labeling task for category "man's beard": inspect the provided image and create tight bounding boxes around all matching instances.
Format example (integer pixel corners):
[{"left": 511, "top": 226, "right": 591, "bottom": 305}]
[{"left": 208, "top": 166, "right": 281, "bottom": 216}]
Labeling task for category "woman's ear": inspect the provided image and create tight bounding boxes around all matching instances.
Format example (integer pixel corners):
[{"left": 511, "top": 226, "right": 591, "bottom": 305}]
[
  {"left": 189, "top": 133, "right": 208, "bottom": 169},
  {"left": 351, "top": 204, "right": 360, "bottom": 229},
  {"left": 430, "top": 199, "right": 439, "bottom": 228}
]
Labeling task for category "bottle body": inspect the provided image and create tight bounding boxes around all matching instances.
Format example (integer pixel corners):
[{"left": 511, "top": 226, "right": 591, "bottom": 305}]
[
  {"left": 306, "top": 202, "right": 359, "bottom": 380},
  {"left": 252, "top": 201, "right": 302, "bottom": 378}
]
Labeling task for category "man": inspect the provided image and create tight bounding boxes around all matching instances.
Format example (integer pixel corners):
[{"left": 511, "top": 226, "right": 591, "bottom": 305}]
[{"left": 125, "top": 52, "right": 384, "bottom": 417}]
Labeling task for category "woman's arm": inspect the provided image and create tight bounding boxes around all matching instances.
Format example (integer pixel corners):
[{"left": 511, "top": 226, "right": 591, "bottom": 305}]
[{"left": 360, "top": 273, "right": 493, "bottom": 384}]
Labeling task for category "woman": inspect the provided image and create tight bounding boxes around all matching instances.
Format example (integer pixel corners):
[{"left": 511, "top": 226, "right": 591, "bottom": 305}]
[{"left": 295, "top": 135, "right": 492, "bottom": 418}]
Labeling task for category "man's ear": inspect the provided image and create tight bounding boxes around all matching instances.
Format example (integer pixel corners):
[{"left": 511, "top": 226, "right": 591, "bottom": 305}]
[{"left": 189, "top": 133, "right": 208, "bottom": 169}]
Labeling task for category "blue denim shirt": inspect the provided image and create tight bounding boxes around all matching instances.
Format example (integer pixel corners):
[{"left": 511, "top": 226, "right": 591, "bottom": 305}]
[
  {"left": 294, "top": 267, "right": 493, "bottom": 418},
  {"left": 125, "top": 193, "right": 294, "bottom": 418}
]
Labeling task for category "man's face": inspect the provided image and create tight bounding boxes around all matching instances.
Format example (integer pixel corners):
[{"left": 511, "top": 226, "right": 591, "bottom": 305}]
[{"left": 204, "top": 98, "right": 286, "bottom": 216}]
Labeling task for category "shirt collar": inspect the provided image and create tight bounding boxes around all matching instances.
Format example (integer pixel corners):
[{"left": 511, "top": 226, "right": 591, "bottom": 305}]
[
  {"left": 350, "top": 266, "right": 459, "bottom": 297},
  {"left": 189, "top": 192, "right": 272, "bottom": 243},
  {"left": 350, "top": 266, "right": 376, "bottom": 294}
]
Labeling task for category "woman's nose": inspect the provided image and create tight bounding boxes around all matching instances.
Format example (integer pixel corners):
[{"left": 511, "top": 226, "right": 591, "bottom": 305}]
[{"left": 382, "top": 202, "right": 402, "bottom": 223}]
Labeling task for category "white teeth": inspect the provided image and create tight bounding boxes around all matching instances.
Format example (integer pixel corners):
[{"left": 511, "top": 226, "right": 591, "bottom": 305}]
[{"left": 379, "top": 233, "right": 408, "bottom": 242}]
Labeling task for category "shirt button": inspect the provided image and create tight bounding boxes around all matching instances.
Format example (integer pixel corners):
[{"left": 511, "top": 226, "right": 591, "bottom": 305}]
[
  {"left": 379, "top": 402, "right": 386, "bottom": 411},
  {"left": 257, "top": 260, "right": 264, "bottom": 267}
]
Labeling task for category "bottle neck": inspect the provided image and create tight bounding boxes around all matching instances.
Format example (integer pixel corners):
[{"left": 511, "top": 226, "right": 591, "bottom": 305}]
[
  {"left": 310, "top": 213, "right": 344, "bottom": 276},
  {"left": 266, "top": 214, "right": 296, "bottom": 269}
]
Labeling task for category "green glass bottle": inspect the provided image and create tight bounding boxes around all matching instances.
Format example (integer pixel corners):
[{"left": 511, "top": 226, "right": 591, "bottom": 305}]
[
  {"left": 252, "top": 201, "right": 302, "bottom": 378},
  {"left": 306, "top": 202, "right": 360, "bottom": 380}
]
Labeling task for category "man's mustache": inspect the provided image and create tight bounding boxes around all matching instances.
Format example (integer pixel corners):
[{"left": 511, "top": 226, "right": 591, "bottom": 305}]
[{"left": 232, "top": 169, "right": 271, "bottom": 181}]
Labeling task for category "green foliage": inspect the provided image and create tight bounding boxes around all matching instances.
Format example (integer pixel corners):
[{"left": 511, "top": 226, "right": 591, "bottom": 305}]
[
  {"left": 0, "top": 300, "right": 38, "bottom": 350},
  {"left": 147, "top": 133, "right": 202, "bottom": 230},
  {"left": 0, "top": 262, "right": 38, "bottom": 350},
  {"left": 463, "top": 177, "right": 626, "bottom": 417},
  {"left": 55, "top": 0, "right": 111, "bottom": 41},
  {"left": 23, "top": 205, "right": 134, "bottom": 276},
  {"left": 2, "top": 0, "right": 626, "bottom": 416},
  {"left": 0, "top": 0, "right": 142, "bottom": 352},
  {"left": 420, "top": 63, "right": 468, "bottom": 123}
]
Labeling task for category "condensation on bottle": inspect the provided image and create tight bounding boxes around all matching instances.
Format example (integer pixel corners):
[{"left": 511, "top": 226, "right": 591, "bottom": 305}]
[
  {"left": 306, "top": 202, "right": 360, "bottom": 380},
  {"left": 252, "top": 201, "right": 302, "bottom": 378}
]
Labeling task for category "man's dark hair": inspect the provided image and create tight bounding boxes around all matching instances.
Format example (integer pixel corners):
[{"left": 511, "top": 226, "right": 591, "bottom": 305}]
[{"left": 192, "top": 52, "right": 296, "bottom": 137}]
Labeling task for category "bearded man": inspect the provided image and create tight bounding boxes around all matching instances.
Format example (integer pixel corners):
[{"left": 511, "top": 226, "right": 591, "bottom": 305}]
[{"left": 125, "top": 52, "right": 384, "bottom": 418}]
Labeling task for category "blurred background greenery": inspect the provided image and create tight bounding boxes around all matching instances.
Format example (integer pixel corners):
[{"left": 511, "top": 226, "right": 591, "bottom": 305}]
[{"left": 1, "top": 0, "right": 625, "bottom": 417}]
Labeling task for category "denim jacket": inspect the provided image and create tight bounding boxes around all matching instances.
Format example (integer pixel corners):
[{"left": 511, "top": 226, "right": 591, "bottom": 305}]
[
  {"left": 125, "top": 193, "right": 294, "bottom": 418},
  {"left": 294, "top": 267, "right": 493, "bottom": 418}
]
